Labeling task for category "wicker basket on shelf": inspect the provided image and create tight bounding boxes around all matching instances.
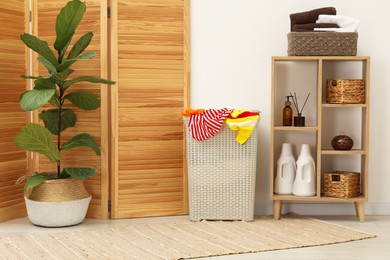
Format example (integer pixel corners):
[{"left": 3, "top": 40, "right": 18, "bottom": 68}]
[
  {"left": 287, "top": 32, "right": 358, "bottom": 56},
  {"left": 324, "top": 171, "right": 360, "bottom": 198},
  {"left": 326, "top": 79, "right": 365, "bottom": 104}
]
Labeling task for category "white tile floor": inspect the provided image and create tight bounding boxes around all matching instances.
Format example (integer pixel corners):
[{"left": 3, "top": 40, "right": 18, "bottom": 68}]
[{"left": 1, "top": 215, "right": 389, "bottom": 259}]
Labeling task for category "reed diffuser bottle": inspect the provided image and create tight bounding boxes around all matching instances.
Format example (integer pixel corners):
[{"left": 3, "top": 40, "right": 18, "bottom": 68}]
[{"left": 290, "top": 92, "right": 310, "bottom": 127}]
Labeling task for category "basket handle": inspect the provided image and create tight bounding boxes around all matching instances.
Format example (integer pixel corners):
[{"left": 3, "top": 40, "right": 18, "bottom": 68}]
[{"left": 331, "top": 174, "right": 341, "bottom": 182}]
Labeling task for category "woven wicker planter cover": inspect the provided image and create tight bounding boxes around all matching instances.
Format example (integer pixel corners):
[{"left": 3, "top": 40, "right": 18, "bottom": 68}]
[
  {"left": 27, "top": 178, "right": 91, "bottom": 202},
  {"left": 287, "top": 32, "right": 358, "bottom": 56},
  {"left": 25, "top": 178, "right": 92, "bottom": 227}
]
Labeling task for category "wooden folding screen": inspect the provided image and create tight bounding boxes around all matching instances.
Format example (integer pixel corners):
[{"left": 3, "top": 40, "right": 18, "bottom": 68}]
[
  {"left": 0, "top": 0, "right": 29, "bottom": 222},
  {"left": 110, "top": 0, "right": 190, "bottom": 218},
  {"left": 34, "top": 0, "right": 109, "bottom": 218}
]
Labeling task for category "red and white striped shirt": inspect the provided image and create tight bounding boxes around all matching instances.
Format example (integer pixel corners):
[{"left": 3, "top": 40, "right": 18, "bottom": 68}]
[{"left": 188, "top": 108, "right": 233, "bottom": 141}]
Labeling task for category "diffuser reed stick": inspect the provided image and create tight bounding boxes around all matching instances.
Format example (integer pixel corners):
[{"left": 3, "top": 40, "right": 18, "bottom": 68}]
[{"left": 289, "top": 92, "right": 310, "bottom": 114}]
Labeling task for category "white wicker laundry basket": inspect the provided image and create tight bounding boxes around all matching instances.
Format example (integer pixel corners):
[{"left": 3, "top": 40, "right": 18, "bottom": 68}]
[{"left": 184, "top": 117, "right": 258, "bottom": 221}]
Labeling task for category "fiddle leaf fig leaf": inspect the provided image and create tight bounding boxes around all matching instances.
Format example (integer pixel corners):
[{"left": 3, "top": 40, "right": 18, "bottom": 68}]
[
  {"left": 14, "top": 123, "right": 60, "bottom": 162},
  {"left": 63, "top": 76, "right": 115, "bottom": 90},
  {"left": 24, "top": 174, "right": 50, "bottom": 195},
  {"left": 20, "top": 77, "right": 57, "bottom": 111},
  {"left": 67, "top": 32, "right": 93, "bottom": 59},
  {"left": 58, "top": 51, "right": 96, "bottom": 72},
  {"left": 34, "top": 77, "right": 56, "bottom": 90},
  {"left": 64, "top": 167, "right": 96, "bottom": 180},
  {"left": 73, "top": 51, "right": 95, "bottom": 60},
  {"left": 32, "top": 78, "right": 60, "bottom": 107},
  {"left": 64, "top": 92, "right": 99, "bottom": 110},
  {"left": 61, "top": 133, "right": 100, "bottom": 155},
  {"left": 20, "top": 33, "right": 58, "bottom": 68},
  {"left": 20, "top": 89, "right": 56, "bottom": 111},
  {"left": 39, "top": 109, "right": 76, "bottom": 135},
  {"left": 54, "top": 0, "right": 86, "bottom": 55}
]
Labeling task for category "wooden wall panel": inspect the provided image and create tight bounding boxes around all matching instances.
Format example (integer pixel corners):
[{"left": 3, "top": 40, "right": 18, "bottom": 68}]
[
  {"left": 0, "top": 0, "right": 28, "bottom": 222},
  {"left": 35, "top": 0, "right": 109, "bottom": 218},
  {"left": 111, "top": 0, "right": 190, "bottom": 218}
]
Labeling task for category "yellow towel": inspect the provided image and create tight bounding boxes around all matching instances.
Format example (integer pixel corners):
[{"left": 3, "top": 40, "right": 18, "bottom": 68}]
[{"left": 226, "top": 110, "right": 259, "bottom": 144}]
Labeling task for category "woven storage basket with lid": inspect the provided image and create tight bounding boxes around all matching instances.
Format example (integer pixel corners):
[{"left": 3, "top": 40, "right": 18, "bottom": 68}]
[
  {"left": 326, "top": 79, "right": 365, "bottom": 104},
  {"left": 27, "top": 178, "right": 91, "bottom": 202},
  {"left": 324, "top": 171, "right": 360, "bottom": 198}
]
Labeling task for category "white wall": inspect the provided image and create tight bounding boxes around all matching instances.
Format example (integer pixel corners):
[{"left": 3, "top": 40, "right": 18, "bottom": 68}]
[{"left": 191, "top": 0, "right": 390, "bottom": 215}]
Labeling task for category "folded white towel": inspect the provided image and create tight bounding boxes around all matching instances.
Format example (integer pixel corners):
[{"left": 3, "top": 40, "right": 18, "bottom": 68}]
[
  {"left": 314, "top": 27, "right": 356, "bottom": 32},
  {"left": 316, "top": 14, "right": 360, "bottom": 32}
]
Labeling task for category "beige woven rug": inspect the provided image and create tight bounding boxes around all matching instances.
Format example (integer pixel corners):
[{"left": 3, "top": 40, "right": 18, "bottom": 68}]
[{"left": 0, "top": 213, "right": 375, "bottom": 259}]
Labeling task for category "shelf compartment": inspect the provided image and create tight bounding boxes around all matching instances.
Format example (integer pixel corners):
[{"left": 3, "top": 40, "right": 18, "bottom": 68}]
[
  {"left": 272, "top": 59, "right": 318, "bottom": 128},
  {"left": 321, "top": 154, "right": 363, "bottom": 175},
  {"left": 321, "top": 108, "right": 364, "bottom": 150}
]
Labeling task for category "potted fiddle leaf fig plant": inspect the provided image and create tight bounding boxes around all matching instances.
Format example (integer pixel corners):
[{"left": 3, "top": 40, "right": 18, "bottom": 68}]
[{"left": 14, "top": 0, "right": 115, "bottom": 227}]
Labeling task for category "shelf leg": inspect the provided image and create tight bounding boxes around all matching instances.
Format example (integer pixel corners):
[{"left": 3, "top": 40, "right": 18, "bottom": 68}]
[
  {"left": 273, "top": 200, "right": 282, "bottom": 220},
  {"left": 354, "top": 202, "right": 365, "bottom": 222}
]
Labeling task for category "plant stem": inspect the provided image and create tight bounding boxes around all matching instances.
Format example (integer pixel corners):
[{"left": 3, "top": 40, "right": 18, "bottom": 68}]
[{"left": 57, "top": 85, "right": 63, "bottom": 178}]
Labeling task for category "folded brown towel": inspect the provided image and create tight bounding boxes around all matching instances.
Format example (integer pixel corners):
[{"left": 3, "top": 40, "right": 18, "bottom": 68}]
[
  {"left": 292, "top": 23, "right": 340, "bottom": 32},
  {"left": 290, "top": 7, "right": 337, "bottom": 31}
]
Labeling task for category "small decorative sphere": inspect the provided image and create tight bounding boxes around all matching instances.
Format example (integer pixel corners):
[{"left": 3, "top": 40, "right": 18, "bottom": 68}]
[{"left": 331, "top": 132, "right": 354, "bottom": 150}]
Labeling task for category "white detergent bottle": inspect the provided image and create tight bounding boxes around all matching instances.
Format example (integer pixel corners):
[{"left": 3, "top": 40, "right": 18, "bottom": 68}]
[
  {"left": 275, "top": 143, "right": 296, "bottom": 194},
  {"left": 293, "top": 144, "right": 316, "bottom": 196}
]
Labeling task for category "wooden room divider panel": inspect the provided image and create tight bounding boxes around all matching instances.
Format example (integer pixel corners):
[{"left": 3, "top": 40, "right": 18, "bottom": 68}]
[
  {"left": 0, "top": 0, "right": 29, "bottom": 222},
  {"left": 0, "top": 0, "right": 189, "bottom": 222},
  {"left": 34, "top": 0, "right": 110, "bottom": 218},
  {"left": 110, "top": 0, "right": 190, "bottom": 218}
]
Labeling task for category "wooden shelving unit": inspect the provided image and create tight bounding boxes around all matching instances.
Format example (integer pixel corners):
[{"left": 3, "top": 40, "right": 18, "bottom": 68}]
[{"left": 270, "top": 56, "right": 370, "bottom": 222}]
